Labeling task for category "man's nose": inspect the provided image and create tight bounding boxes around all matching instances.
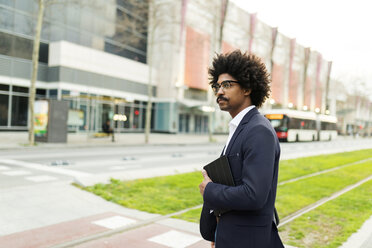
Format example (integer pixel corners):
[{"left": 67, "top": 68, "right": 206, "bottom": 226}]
[{"left": 216, "top": 86, "right": 224, "bottom": 95}]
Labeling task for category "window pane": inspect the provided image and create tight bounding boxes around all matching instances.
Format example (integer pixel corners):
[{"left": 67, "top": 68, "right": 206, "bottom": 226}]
[
  {"left": 80, "top": 7, "right": 94, "bottom": 33},
  {"left": 124, "top": 106, "right": 131, "bottom": 128},
  {"left": 13, "top": 36, "right": 33, "bottom": 60},
  {"left": 66, "top": 3, "right": 80, "bottom": 27},
  {"left": 39, "top": 42, "right": 49, "bottom": 63},
  {"left": 12, "top": 86, "right": 28, "bottom": 93},
  {"left": 65, "top": 27, "right": 80, "bottom": 44},
  {"left": 36, "top": 88, "right": 46, "bottom": 96},
  {"left": 47, "top": 3, "right": 65, "bottom": 23},
  {"left": 0, "top": 32, "right": 12, "bottom": 56},
  {"left": 49, "top": 89, "right": 58, "bottom": 99},
  {"left": 14, "top": 12, "right": 34, "bottom": 36},
  {"left": 0, "top": 84, "right": 9, "bottom": 91},
  {"left": 11, "top": 95, "right": 28, "bottom": 126},
  {"left": 49, "top": 24, "right": 64, "bottom": 41},
  {"left": 0, "top": 94, "right": 8, "bottom": 126},
  {"left": 15, "top": 0, "right": 37, "bottom": 14},
  {"left": 0, "top": 7, "right": 14, "bottom": 31},
  {"left": 0, "top": 0, "right": 14, "bottom": 7}
]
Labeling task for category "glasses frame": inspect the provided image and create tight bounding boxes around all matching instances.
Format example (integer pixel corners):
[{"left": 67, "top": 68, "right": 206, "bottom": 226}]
[{"left": 211, "top": 80, "right": 239, "bottom": 94}]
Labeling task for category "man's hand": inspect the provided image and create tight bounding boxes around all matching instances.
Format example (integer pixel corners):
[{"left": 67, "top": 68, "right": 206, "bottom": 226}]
[
  {"left": 199, "top": 169, "right": 212, "bottom": 196},
  {"left": 211, "top": 241, "right": 215, "bottom": 248}
]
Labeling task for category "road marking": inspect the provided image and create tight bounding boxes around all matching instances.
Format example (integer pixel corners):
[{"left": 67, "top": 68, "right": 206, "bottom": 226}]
[
  {"left": 0, "top": 159, "right": 91, "bottom": 178},
  {"left": 148, "top": 230, "right": 202, "bottom": 248},
  {"left": 109, "top": 164, "right": 142, "bottom": 170},
  {"left": 92, "top": 216, "right": 136, "bottom": 230},
  {"left": 25, "top": 175, "right": 57, "bottom": 182},
  {"left": 2, "top": 170, "right": 31, "bottom": 176},
  {"left": 0, "top": 165, "right": 10, "bottom": 170}
]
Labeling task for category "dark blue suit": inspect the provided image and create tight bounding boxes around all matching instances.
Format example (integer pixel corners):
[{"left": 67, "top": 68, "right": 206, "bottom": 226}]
[{"left": 200, "top": 108, "right": 284, "bottom": 248}]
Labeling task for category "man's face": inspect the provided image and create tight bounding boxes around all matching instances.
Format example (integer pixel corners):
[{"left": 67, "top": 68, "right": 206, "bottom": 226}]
[{"left": 214, "top": 73, "right": 251, "bottom": 118}]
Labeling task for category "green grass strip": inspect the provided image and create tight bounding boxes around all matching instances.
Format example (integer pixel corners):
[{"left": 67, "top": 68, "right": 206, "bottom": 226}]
[
  {"left": 276, "top": 161, "right": 372, "bottom": 218},
  {"left": 278, "top": 149, "right": 372, "bottom": 182},
  {"left": 82, "top": 172, "right": 203, "bottom": 215},
  {"left": 78, "top": 149, "right": 371, "bottom": 218},
  {"left": 279, "top": 179, "right": 372, "bottom": 248},
  {"left": 175, "top": 160, "right": 372, "bottom": 223}
]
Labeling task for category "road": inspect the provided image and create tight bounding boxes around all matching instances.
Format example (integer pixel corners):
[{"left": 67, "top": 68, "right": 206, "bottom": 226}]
[{"left": 0, "top": 137, "right": 371, "bottom": 189}]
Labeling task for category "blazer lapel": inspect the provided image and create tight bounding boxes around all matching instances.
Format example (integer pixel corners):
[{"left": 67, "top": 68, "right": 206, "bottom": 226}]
[{"left": 225, "top": 107, "right": 259, "bottom": 155}]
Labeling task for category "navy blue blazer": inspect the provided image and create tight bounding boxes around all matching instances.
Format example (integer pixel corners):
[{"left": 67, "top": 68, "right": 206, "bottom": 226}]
[{"left": 200, "top": 107, "right": 284, "bottom": 248}]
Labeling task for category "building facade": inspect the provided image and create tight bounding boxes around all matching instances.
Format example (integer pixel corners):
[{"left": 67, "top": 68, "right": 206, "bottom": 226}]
[
  {"left": 0, "top": 0, "right": 154, "bottom": 133},
  {"left": 0, "top": 0, "right": 370, "bottom": 135}
]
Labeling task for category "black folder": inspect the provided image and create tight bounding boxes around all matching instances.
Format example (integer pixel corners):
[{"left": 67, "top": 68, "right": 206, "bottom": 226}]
[
  {"left": 203, "top": 155, "right": 281, "bottom": 224},
  {"left": 203, "top": 155, "right": 235, "bottom": 216}
]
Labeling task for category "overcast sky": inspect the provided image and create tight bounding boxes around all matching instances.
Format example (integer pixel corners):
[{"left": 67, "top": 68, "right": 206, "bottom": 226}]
[{"left": 231, "top": 0, "right": 372, "bottom": 95}]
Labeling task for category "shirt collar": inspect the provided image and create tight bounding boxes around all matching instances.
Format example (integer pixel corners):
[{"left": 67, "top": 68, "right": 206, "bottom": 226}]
[{"left": 229, "top": 105, "right": 255, "bottom": 128}]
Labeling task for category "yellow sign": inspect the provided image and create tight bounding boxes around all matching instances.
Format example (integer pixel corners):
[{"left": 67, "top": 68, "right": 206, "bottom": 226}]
[{"left": 265, "top": 114, "right": 284, "bottom": 119}]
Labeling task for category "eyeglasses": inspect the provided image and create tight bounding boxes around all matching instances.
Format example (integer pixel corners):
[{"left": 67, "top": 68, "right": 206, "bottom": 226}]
[{"left": 211, "top": 80, "right": 239, "bottom": 94}]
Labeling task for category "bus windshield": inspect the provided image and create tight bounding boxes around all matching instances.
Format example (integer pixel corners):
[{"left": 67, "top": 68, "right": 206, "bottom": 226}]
[{"left": 265, "top": 115, "right": 288, "bottom": 132}]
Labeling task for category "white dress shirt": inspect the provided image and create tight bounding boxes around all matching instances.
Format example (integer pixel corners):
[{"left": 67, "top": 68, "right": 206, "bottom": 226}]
[{"left": 223, "top": 105, "right": 255, "bottom": 155}]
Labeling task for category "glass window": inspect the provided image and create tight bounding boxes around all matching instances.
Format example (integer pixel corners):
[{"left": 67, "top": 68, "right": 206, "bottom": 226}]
[
  {"left": 0, "top": 84, "right": 9, "bottom": 91},
  {"left": 41, "top": 21, "right": 50, "bottom": 40},
  {"left": 0, "top": 94, "right": 8, "bottom": 126},
  {"left": 13, "top": 36, "right": 33, "bottom": 60},
  {"left": 47, "top": 3, "right": 65, "bottom": 23},
  {"left": 66, "top": 3, "right": 80, "bottom": 27},
  {"left": 15, "top": 0, "right": 37, "bottom": 14},
  {"left": 49, "top": 89, "right": 58, "bottom": 99},
  {"left": 49, "top": 24, "right": 65, "bottom": 41},
  {"left": 80, "top": 32, "right": 92, "bottom": 46},
  {"left": 124, "top": 106, "right": 131, "bottom": 129},
  {"left": 0, "top": 0, "right": 15, "bottom": 7},
  {"left": 11, "top": 95, "right": 28, "bottom": 126},
  {"left": 14, "top": 12, "right": 34, "bottom": 36},
  {"left": 0, "top": 7, "right": 14, "bottom": 31},
  {"left": 65, "top": 27, "right": 80, "bottom": 44},
  {"left": 80, "top": 7, "right": 94, "bottom": 33},
  {"left": 0, "top": 32, "right": 12, "bottom": 56},
  {"left": 94, "top": 17, "right": 111, "bottom": 37},
  {"left": 39, "top": 42, "right": 48, "bottom": 63},
  {"left": 36, "top": 88, "right": 46, "bottom": 97},
  {"left": 12, "top": 86, "right": 28, "bottom": 93},
  {"left": 133, "top": 107, "right": 140, "bottom": 129}
]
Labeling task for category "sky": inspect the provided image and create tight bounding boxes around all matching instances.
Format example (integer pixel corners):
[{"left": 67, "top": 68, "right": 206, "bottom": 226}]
[{"left": 231, "top": 0, "right": 372, "bottom": 95}]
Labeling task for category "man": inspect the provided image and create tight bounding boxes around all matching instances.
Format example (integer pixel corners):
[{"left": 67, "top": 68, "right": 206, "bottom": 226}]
[
  {"left": 199, "top": 50, "right": 284, "bottom": 248},
  {"left": 102, "top": 120, "right": 115, "bottom": 142}
]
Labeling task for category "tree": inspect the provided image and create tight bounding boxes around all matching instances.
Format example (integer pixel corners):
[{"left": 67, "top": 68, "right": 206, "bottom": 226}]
[
  {"left": 206, "top": 0, "right": 229, "bottom": 142},
  {"left": 28, "top": 0, "right": 45, "bottom": 146},
  {"left": 28, "top": 0, "right": 82, "bottom": 146}
]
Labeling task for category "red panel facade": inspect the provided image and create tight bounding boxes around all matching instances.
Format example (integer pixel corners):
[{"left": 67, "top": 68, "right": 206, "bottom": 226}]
[
  {"left": 271, "top": 63, "right": 284, "bottom": 105},
  {"left": 184, "top": 26, "right": 210, "bottom": 90}
]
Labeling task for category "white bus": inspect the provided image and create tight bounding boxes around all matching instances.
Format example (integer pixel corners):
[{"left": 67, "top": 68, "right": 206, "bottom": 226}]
[
  {"left": 316, "top": 114, "right": 338, "bottom": 141},
  {"left": 262, "top": 109, "right": 337, "bottom": 142}
]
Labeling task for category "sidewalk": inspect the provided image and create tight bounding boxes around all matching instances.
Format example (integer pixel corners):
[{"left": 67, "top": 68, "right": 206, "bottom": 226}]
[{"left": 0, "top": 132, "right": 227, "bottom": 150}]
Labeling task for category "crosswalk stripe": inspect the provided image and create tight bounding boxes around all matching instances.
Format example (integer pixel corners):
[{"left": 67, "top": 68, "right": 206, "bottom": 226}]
[
  {"left": 2, "top": 170, "right": 31, "bottom": 176},
  {"left": 92, "top": 216, "right": 136, "bottom": 230},
  {"left": 148, "top": 230, "right": 202, "bottom": 248},
  {"left": 25, "top": 175, "right": 58, "bottom": 182}
]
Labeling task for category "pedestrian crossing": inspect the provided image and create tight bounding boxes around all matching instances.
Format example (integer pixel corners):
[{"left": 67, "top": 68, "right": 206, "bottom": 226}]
[{"left": 0, "top": 161, "right": 59, "bottom": 185}]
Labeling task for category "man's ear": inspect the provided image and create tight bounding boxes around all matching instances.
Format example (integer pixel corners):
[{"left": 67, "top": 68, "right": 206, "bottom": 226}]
[{"left": 244, "top": 89, "right": 251, "bottom": 96}]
